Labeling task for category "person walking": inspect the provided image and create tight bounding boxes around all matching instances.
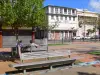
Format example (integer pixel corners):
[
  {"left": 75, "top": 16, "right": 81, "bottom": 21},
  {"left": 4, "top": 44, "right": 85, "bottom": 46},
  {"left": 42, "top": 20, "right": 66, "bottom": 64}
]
[{"left": 16, "top": 40, "right": 23, "bottom": 57}]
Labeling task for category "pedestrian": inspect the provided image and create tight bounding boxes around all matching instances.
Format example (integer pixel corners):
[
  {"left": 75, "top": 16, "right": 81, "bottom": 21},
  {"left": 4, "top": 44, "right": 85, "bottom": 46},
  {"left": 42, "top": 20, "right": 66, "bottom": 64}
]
[
  {"left": 30, "top": 40, "right": 39, "bottom": 48},
  {"left": 16, "top": 40, "right": 23, "bottom": 51},
  {"left": 16, "top": 40, "right": 23, "bottom": 57},
  {"left": 26, "top": 40, "right": 39, "bottom": 52},
  {"left": 19, "top": 40, "right": 23, "bottom": 49}
]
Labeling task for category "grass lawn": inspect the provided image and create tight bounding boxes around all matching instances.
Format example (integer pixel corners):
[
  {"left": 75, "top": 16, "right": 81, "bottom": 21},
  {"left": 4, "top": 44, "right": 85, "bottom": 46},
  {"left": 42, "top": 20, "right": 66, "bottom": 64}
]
[
  {"left": 89, "top": 51, "right": 100, "bottom": 55},
  {"left": 48, "top": 44, "right": 68, "bottom": 46}
]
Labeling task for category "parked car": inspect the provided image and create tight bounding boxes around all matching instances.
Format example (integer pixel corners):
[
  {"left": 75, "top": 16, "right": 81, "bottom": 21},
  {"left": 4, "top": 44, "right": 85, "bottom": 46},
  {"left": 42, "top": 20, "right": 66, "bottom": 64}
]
[
  {"left": 84, "top": 36, "right": 91, "bottom": 39},
  {"left": 72, "top": 36, "right": 82, "bottom": 40},
  {"left": 90, "top": 35, "right": 100, "bottom": 39}
]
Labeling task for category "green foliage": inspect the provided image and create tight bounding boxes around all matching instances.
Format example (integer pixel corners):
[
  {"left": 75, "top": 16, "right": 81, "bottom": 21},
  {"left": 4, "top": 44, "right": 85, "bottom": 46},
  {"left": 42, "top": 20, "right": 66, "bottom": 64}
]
[
  {"left": 48, "top": 44, "right": 67, "bottom": 46},
  {"left": 89, "top": 51, "right": 100, "bottom": 55},
  {"left": 87, "top": 28, "right": 96, "bottom": 34},
  {"left": 48, "top": 20, "right": 60, "bottom": 30},
  {"left": 92, "top": 28, "right": 96, "bottom": 32},
  {"left": 0, "top": 0, "right": 47, "bottom": 29},
  {"left": 87, "top": 29, "right": 93, "bottom": 33}
]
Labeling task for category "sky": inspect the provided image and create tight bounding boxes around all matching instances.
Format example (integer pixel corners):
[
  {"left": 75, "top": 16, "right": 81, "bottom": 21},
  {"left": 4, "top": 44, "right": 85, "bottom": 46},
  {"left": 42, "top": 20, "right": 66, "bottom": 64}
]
[{"left": 44, "top": 0, "right": 100, "bottom": 12}]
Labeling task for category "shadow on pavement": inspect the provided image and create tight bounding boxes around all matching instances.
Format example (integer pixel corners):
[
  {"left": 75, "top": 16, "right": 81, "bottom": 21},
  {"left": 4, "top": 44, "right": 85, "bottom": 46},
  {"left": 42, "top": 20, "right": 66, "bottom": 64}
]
[{"left": 78, "top": 72, "right": 98, "bottom": 75}]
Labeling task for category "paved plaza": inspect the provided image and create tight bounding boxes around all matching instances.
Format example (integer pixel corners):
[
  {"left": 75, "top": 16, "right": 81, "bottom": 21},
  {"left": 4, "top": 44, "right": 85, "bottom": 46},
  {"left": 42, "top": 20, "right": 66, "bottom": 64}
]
[
  {"left": 0, "top": 41, "right": 100, "bottom": 74},
  {"left": 49, "top": 41, "right": 100, "bottom": 52}
]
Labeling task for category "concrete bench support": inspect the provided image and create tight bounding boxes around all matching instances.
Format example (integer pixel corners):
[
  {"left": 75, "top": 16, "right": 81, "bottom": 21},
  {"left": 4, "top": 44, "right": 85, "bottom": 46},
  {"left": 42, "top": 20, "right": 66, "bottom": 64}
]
[
  {"left": 50, "top": 65, "right": 53, "bottom": 70},
  {"left": 9, "top": 58, "right": 76, "bottom": 74},
  {"left": 23, "top": 69, "right": 26, "bottom": 75}
]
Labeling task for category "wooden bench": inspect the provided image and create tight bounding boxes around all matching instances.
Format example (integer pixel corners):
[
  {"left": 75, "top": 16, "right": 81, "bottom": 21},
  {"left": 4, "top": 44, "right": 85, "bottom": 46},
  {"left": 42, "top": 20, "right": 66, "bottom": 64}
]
[
  {"left": 10, "top": 45, "right": 75, "bottom": 74},
  {"left": 20, "top": 50, "right": 72, "bottom": 62},
  {"left": 9, "top": 58, "right": 76, "bottom": 75}
]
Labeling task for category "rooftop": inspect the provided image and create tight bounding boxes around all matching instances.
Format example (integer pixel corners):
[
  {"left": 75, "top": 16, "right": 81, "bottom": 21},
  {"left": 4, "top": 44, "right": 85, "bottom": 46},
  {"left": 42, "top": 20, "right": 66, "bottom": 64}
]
[
  {"left": 76, "top": 8, "right": 98, "bottom": 14},
  {"left": 45, "top": 5, "right": 76, "bottom": 10}
]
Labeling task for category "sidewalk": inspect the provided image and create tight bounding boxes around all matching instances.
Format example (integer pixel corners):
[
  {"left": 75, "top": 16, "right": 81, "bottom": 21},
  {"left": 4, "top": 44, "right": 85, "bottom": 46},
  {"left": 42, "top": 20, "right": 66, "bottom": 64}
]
[{"left": 48, "top": 41, "right": 100, "bottom": 51}]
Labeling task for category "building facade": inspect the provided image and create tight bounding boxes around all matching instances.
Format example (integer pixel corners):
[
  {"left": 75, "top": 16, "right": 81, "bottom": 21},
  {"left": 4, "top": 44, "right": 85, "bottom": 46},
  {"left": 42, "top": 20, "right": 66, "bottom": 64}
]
[
  {"left": 45, "top": 5, "right": 78, "bottom": 40},
  {"left": 77, "top": 9, "right": 98, "bottom": 37},
  {"left": 45, "top": 5, "right": 99, "bottom": 40}
]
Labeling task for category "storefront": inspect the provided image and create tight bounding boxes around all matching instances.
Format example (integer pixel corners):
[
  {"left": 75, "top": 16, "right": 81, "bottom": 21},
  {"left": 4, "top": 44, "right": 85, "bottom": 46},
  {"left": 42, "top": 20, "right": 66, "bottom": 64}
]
[{"left": 48, "top": 30, "right": 77, "bottom": 40}]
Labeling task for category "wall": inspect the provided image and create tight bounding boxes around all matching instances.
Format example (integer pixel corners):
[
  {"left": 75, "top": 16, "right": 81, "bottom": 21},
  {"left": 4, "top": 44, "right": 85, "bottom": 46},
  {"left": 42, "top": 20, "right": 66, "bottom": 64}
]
[
  {"left": 2, "top": 29, "right": 31, "bottom": 47},
  {"left": 48, "top": 15, "right": 78, "bottom": 30}
]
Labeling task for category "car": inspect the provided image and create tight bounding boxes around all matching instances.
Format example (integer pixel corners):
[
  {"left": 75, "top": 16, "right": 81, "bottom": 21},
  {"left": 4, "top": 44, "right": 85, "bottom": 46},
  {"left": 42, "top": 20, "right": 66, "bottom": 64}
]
[
  {"left": 90, "top": 35, "right": 100, "bottom": 39},
  {"left": 72, "top": 36, "right": 82, "bottom": 40},
  {"left": 84, "top": 36, "right": 91, "bottom": 39}
]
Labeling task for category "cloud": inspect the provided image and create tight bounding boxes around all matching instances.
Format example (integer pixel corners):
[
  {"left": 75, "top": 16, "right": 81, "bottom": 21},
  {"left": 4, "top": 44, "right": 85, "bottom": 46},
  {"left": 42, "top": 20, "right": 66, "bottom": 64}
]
[{"left": 89, "top": 0, "right": 100, "bottom": 12}]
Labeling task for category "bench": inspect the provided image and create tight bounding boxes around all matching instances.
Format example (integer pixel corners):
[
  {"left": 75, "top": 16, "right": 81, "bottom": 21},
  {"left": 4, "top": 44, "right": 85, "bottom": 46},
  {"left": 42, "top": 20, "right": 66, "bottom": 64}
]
[
  {"left": 20, "top": 50, "right": 72, "bottom": 62},
  {"left": 10, "top": 45, "right": 75, "bottom": 75},
  {"left": 12, "top": 45, "right": 72, "bottom": 63},
  {"left": 11, "top": 44, "right": 48, "bottom": 60},
  {"left": 9, "top": 58, "right": 76, "bottom": 75}
]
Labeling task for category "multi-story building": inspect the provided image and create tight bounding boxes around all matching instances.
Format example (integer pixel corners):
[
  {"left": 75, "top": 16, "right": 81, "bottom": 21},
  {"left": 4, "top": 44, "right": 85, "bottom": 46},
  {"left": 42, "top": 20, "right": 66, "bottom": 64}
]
[
  {"left": 45, "top": 5, "right": 99, "bottom": 40},
  {"left": 77, "top": 9, "right": 98, "bottom": 37},
  {"left": 45, "top": 5, "right": 78, "bottom": 40}
]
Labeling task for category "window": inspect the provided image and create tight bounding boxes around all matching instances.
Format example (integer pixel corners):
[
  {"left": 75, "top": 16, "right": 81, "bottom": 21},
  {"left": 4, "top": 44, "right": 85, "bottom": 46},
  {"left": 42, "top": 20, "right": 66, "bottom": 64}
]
[
  {"left": 69, "top": 17, "right": 71, "bottom": 20},
  {"left": 68, "top": 9, "right": 71, "bottom": 15},
  {"left": 55, "top": 8, "right": 58, "bottom": 14},
  {"left": 73, "top": 32, "right": 76, "bottom": 36},
  {"left": 56, "top": 16, "right": 59, "bottom": 20},
  {"left": 72, "top": 10, "right": 75, "bottom": 13},
  {"left": 60, "top": 8, "right": 63, "bottom": 14},
  {"left": 51, "top": 7, "right": 54, "bottom": 13},
  {"left": 51, "top": 15, "right": 54, "bottom": 19},
  {"left": 72, "top": 9, "right": 75, "bottom": 15},
  {"left": 73, "top": 17, "right": 75, "bottom": 21},
  {"left": 64, "top": 9, "right": 67, "bottom": 14},
  {"left": 46, "top": 7, "right": 48, "bottom": 13},
  {"left": 60, "top": 16, "right": 63, "bottom": 20},
  {"left": 65, "top": 16, "right": 67, "bottom": 20}
]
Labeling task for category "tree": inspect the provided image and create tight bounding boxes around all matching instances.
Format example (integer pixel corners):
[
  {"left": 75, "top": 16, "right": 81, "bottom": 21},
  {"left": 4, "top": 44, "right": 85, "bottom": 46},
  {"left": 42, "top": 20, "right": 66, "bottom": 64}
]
[
  {"left": 87, "top": 28, "right": 96, "bottom": 36},
  {"left": 87, "top": 29, "right": 93, "bottom": 34},
  {"left": 0, "top": 0, "right": 47, "bottom": 40},
  {"left": 48, "top": 20, "right": 60, "bottom": 31}
]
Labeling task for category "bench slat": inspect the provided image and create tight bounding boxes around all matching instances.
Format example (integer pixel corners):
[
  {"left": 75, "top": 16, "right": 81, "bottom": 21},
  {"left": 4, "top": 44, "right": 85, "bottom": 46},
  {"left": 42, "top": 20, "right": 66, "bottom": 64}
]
[
  {"left": 21, "top": 51, "right": 69, "bottom": 60},
  {"left": 10, "top": 58, "right": 76, "bottom": 69}
]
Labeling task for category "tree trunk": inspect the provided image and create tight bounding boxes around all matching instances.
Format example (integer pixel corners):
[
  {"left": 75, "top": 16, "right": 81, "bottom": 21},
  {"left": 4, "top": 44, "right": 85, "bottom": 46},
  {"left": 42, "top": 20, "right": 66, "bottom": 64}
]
[
  {"left": 32, "top": 27, "right": 35, "bottom": 42},
  {"left": 14, "top": 27, "right": 19, "bottom": 41}
]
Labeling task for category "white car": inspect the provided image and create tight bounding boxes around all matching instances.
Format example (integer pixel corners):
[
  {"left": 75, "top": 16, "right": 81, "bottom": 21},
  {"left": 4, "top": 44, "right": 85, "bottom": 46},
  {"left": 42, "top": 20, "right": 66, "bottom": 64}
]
[
  {"left": 84, "top": 36, "right": 91, "bottom": 39},
  {"left": 72, "top": 36, "right": 82, "bottom": 40}
]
